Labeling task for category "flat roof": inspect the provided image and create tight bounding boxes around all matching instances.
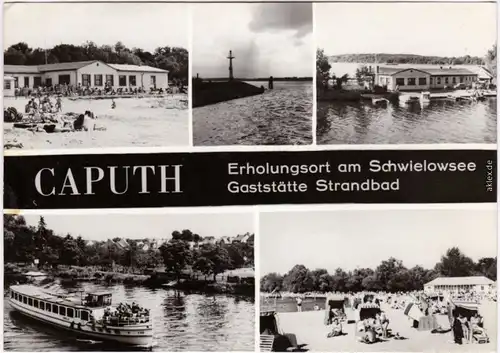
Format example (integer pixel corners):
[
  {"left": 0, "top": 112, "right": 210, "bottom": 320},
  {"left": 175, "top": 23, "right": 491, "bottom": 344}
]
[
  {"left": 377, "top": 66, "right": 478, "bottom": 77},
  {"left": 108, "top": 64, "right": 168, "bottom": 73},
  {"left": 425, "top": 276, "right": 494, "bottom": 286},
  {"left": 4, "top": 60, "right": 168, "bottom": 74},
  {"left": 11, "top": 284, "right": 88, "bottom": 308}
]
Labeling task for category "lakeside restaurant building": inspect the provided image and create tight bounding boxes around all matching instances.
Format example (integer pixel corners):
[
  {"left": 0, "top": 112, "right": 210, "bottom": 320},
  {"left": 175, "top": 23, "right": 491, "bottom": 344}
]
[
  {"left": 424, "top": 276, "right": 495, "bottom": 294},
  {"left": 374, "top": 65, "right": 479, "bottom": 91},
  {"left": 3, "top": 60, "right": 168, "bottom": 93}
]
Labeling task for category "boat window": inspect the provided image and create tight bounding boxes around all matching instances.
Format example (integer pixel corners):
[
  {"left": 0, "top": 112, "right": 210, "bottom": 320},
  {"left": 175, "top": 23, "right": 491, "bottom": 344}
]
[
  {"left": 28, "top": 298, "right": 33, "bottom": 306},
  {"left": 52, "top": 304, "right": 58, "bottom": 313},
  {"left": 45, "top": 303, "right": 51, "bottom": 312},
  {"left": 14, "top": 292, "right": 17, "bottom": 300},
  {"left": 34, "top": 299, "right": 39, "bottom": 308},
  {"left": 40, "top": 301, "right": 45, "bottom": 310},
  {"left": 81, "top": 311, "right": 89, "bottom": 321},
  {"left": 23, "top": 296, "right": 27, "bottom": 304},
  {"left": 59, "top": 307, "right": 66, "bottom": 316},
  {"left": 67, "top": 308, "right": 74, "bottom": 318},
  {"left": 10, "top": 291, "right": 14, "bottom": 298}
]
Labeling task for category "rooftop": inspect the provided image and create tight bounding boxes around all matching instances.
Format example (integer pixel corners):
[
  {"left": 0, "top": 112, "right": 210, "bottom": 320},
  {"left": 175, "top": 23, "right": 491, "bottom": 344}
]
[
  {"left": 425, "top": 276, "right": 495, "bottom": 286},
  {"left": 4, "top": 60, "right": 168, "bottom": 74},
  {"left": 377, "top": 66, "right": 477, "bottom": 76}
]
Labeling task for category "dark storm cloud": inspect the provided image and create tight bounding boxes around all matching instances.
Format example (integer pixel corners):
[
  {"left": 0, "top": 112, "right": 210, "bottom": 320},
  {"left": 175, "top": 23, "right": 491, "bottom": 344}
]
[{"left": 248, "top": 3, "right": 313, "bottom": 39}]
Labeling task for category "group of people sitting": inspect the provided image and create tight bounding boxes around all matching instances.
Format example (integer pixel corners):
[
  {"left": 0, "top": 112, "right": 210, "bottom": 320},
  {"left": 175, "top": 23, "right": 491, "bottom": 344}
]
[
  {"left": 452, "top": 311, "right": 488, "bottom": 345},
  {"left": 101, "top": 302, "right": 151, "bottom": 325}
]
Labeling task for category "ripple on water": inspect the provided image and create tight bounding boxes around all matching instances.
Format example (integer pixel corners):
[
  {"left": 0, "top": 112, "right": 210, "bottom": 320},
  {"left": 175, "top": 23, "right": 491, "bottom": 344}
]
[
  {"left": 4, "top": 283, "right": 255, "bottom": 351},
  {"left": 193, "top": 81, "right": 313, "bottom": 146},
  {"left": 317, "top": 98, "right": 497, "bottom": 144}
]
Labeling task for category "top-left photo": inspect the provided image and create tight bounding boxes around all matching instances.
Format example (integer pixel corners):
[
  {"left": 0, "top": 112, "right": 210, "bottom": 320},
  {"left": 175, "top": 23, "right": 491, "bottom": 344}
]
[{"left": 3, "top": 2, "right": 189, "bottom": 151}]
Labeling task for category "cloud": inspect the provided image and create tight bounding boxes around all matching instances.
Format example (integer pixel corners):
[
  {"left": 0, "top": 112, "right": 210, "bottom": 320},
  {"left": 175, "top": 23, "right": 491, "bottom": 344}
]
[{"left": 248, "top": 3, "right": 312, "bottom": 40}]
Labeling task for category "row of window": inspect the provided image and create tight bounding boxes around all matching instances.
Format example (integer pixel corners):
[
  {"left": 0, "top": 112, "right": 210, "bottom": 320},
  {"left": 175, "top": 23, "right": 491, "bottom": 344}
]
[
  {"left": 5, "top": 74, "right": 158, "bottom": 89},
  {"left": 393, "top": 76, "right": 477, "bottom": 86},
  {"left": 433, "top": 284, "right": 486, "bottom": 290},
  {"left": 11, "top": 291, "right": 90, "bottom": 321},
  {"left": 81, "top": 74, "right": 156, "bottom": 87}
]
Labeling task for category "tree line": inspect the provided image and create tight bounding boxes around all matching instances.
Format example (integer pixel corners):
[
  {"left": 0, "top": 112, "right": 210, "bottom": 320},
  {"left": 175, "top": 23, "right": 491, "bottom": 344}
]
[
  {"left": 261, "top": 247, "right": 496, "bottom": 293},
  {"left": 328, "top": 53, "right": 486, "bottom": 65},
  {"left": 4, "top": 215, "right": 254, "bottom": 279},
  {"left": 4, "top": 41, "right": 188, "bottom": 82}
]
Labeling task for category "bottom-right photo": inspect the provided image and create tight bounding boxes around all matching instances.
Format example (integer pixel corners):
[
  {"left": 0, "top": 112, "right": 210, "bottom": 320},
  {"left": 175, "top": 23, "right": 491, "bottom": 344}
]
[{"left": 259, "top": 206, "right": 497, "bottom": 352}]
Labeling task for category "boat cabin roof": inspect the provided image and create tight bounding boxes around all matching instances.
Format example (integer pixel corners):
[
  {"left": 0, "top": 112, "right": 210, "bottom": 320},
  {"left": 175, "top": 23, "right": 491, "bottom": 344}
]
[
  {"left": 10, "top": 284, "right": 89, "bottom": 309},
  {"left": 87, "top": 291, "right": 112, "bottom": 297}
]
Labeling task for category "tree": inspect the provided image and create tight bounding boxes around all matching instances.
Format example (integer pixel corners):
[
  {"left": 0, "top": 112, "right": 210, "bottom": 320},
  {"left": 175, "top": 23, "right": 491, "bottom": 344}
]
[
  {"left": 159, "top": 239, "right": 193, "bottom": 280},
  {"left": 435, "top": 247, "right": 475, "bottom": 277},
  {"left": 485, "top": 44, "right": 497, "bottom": 78},
  {"left": 194, "top": 244, "right": 231, "bottom": 281},
  {"left": 316, "top": 48, "right": 331, "bottom": 90},
  {"left": 355, "top": 65, "right": 374, "bottom": 86},
  {"left": 282, "top": 265, "right": 314, "bottom": 293},
  {"left": 376, "top": 258, "right": 406, "bottom": 292},
  {"left": 260, "top": 273, "right": 284, "bottom": 292},
  {"left": 476, "top": 257, "right": 497, "bottom": 281}
]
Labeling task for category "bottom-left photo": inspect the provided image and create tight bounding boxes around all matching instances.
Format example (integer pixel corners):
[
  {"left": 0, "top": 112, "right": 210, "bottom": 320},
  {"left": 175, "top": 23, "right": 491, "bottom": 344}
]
[{"left": 3, "top": 212, "right": 255, "bottom": 352}]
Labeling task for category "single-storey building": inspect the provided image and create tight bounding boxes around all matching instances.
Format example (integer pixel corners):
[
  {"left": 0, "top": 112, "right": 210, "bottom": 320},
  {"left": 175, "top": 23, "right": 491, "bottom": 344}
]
[
  {"left": 375, "top": 65, "right": 479, "bottom": 91},
  {"left": 3, "top": 60, "right": 168, "bottom": 91},
  {"left": 3, "top": 76, "right": 16, "bottom": 96},
  {"left": 424, "top": 276, "right": 495, "bottom": 294}
]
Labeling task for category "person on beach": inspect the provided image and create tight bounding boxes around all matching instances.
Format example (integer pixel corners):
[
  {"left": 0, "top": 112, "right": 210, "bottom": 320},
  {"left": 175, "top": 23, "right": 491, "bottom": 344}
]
[
  {"left": 296, "top": 297, "right": 302, "bottom": 312},
  {"left": 56, "top": 96, "right": 62, "bottom": 112},
  {"left": 268, "top": 76, "right": 274, "bottom": 90},
  {"left": 327, "top": 318, "right": 343, "bottom": 338},
  {"left": 452, "top": 312, "right": 464, "bottom": 344},
  {"left": 111, "top": 99, "right": 116, "bottom": 109}
]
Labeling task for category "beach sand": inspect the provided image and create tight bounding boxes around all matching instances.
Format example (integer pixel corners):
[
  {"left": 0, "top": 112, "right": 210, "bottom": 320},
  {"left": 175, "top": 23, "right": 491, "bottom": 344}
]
[
  {"left": 275, "top": 300, "right": 496, "bottom": 352},
  {"left": 4, "top": 96, "right": 189, "bottom": 150}
]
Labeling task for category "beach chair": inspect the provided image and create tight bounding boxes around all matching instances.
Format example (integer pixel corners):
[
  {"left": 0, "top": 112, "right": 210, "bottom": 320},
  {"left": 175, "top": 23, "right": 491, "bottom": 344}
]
[
  {"left": 473, "top": 332, "right": 489, "bottom": 344},
  {"left": 260, "top": 335, "right": 274, "bottom": 352}
]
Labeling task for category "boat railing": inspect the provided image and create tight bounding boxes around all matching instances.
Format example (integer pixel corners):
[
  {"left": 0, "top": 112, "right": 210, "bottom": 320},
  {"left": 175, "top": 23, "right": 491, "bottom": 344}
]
[{"left": 98, "top": 316, "right": 151, "bottom": 327}]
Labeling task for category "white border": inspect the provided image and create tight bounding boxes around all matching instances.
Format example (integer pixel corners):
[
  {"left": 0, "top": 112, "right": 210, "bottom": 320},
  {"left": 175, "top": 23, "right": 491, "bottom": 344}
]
[{"left": 3, "top": 143, "right": 496, "bottom": 156}]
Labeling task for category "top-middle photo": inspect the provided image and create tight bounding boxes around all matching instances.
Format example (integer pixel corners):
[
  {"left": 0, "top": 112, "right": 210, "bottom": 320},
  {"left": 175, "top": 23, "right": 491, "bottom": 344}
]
[{"left": 192, "top": 3, "right": 314, "bottom": 146}]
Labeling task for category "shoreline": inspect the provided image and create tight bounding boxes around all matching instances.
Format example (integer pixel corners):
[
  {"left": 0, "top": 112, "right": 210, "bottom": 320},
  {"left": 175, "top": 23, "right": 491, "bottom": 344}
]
[{"left": 4, "top": 265, "right": 255, "bottom": 297}]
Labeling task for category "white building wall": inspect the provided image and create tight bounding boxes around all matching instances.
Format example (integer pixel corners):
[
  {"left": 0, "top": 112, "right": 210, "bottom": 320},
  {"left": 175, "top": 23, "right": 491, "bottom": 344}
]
[
  {"left": 430, "top": 75, "right": 478, "bottom": 89},
  {"left": 43, "top": 70, "right": 78, "bottom": 86},
  {"left": 76, "top": 62, "right": 117, "bottom": 88},
  {"left": 3, "top": 77, "right": 16, "bottom": 96},
  {"left": 116, "top": 71, "right": 169, "bottom": 90},
  {"left": 392, "top": 70, "right": 431, "bottom": 91},
  {"left": 4, "top": 74, "right": 42, "bottom": 89}
]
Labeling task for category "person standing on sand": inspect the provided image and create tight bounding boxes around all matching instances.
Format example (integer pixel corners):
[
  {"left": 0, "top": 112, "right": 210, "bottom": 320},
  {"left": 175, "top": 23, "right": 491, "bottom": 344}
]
[
  {"left": 296, "top": 296, "right": 302, "bottom": 312},
  {"left": 268, "top": 76, "right": 274, "bottom": 90}
]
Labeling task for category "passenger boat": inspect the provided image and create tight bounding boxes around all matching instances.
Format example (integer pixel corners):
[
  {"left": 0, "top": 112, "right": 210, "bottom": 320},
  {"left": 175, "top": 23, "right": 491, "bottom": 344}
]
[{"left": 8, "top": 284, "right": 153, "bottom": 346}]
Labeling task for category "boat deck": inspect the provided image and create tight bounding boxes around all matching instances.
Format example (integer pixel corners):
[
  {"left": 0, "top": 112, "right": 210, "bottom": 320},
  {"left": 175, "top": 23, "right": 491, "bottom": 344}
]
[{"left": 11, "top": 284, "right": 86, "bottom": 308}]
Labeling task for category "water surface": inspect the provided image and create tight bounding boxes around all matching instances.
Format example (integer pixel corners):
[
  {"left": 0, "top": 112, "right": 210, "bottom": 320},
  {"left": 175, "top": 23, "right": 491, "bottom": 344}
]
[
  {"left": 4, "top": 283, "right": 254, "bottom": 351},
  {"left": 193, "top": 81, "right": 313, "bottom": 146},
  {"left": 317, "top": 98, "right": 497, "bottom": 144}
]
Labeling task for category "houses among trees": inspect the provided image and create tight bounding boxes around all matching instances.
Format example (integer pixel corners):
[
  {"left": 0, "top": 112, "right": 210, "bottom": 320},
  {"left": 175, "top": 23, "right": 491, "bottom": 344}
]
[
  {"left": 4, "top": 215, "right": 254, "bottom": 278},
  {"left": 261, "top": 247, "right": 496, "bottom": 293}
]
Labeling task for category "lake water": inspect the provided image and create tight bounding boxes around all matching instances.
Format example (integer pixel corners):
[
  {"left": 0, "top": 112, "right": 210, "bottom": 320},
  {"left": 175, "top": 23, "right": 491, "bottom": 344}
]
[
  {"left": 3, "top": 96, "right": 189, "bottom": 150},
  {"left": 4, "top": 283, "right": 255, "bottom": 351},
  {"left": 317, "top": 98, "right": 497, "bottom": 144},
  {"left": 193, "top": 81, "right": 313, "bottom": 146},
  {"left": 320, "top": 62, "right": 497, "bottom": 144}
]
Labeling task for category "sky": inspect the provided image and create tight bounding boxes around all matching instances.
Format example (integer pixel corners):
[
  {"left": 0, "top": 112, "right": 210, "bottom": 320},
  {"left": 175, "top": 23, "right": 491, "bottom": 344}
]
[
  {"left": 3, "top": 3, "right": 188, "bottom": 51},
  {"left": 23, "top": 213, "right": 253, "bottom": 241},
  {"left": 316, "top": 3, "right": 497, "bottom": 57},
  {"left": 192, "top": 3, "right": 313, "bottom": 78},
  {"left": 260, "top": 207, "right": 497, "bottom": 275}
]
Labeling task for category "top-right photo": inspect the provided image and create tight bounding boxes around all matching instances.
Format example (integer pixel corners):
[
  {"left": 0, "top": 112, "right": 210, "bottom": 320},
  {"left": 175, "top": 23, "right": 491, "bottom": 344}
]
[{"left": 316, "top": 2, "right": 497, "bottom": 145}]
